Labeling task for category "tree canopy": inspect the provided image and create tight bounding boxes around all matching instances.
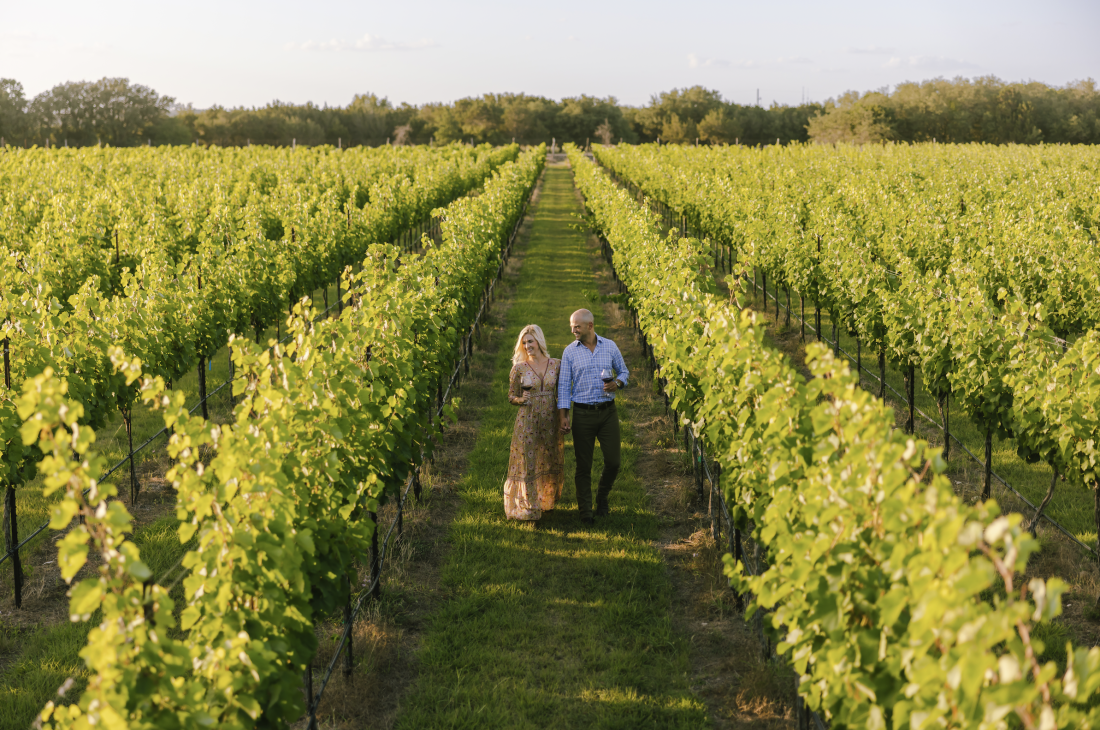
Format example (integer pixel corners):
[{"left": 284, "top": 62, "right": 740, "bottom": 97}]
[
  {"left": 3, "top": 76, "right": 1098, "bottom": 148},
  {"left": 807, "top": 76, "right": 1100, "bottom": 144}
]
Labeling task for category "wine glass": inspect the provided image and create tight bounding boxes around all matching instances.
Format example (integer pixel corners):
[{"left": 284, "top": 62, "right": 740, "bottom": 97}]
[
  {"left": 521, "top": 370, "right": 535, "bottom": 403},
  {"left": 600, "top": 368, "right": 615, "bottom": 385}
]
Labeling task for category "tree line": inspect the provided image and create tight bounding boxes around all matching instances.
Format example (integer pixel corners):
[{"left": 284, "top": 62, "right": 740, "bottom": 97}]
[
  {"left": 1, "top": 75, "right": 1097, "bottom": 148},
  {"left": 808, "top": 76, "right": 1100, "bottom": 144}
]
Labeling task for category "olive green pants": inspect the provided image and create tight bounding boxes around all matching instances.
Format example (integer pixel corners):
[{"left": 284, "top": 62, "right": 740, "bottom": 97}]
[{"left": 571, "top": 403, "right": 621, "bottom": 518}]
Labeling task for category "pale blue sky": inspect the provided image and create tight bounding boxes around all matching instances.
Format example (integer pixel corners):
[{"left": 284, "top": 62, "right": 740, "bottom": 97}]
[{"left": 3, "top": 0, "right": 1097, "bottom": 109}]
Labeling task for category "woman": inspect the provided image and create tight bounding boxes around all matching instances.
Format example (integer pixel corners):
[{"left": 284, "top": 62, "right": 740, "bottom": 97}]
[{"left": 504, "top": 324, "right": 564, "bottom": 521}]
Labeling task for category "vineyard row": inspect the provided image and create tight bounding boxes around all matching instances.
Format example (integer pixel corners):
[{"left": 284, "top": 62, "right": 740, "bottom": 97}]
[
  {"left": 594, "top": 142, "right": 1100, "bottom": 556},
  {"left": 567, "top": 143, "right": 1100, "bottom": 729},
  {"left": 15, "top": 147, "right": 544, "bottom": 728},
  {"left": 2, "top": 144, "right": 520, "bottom": 608}
]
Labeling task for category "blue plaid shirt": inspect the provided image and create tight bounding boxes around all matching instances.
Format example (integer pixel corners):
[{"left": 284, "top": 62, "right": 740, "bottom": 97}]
[{"left": 557, "top": 335, "right": 630, "bottom": 409}]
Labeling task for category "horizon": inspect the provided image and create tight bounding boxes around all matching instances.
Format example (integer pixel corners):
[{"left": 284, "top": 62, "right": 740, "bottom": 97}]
[
  {"left": 159, "top": 74, "right": 1094, "bottom": 115},
  {"left": 4, "top": 0, "right": 1097, "bottom": 110}
]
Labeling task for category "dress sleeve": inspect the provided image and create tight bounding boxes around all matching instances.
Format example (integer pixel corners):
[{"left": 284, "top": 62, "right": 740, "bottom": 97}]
[{"left": 508, "top": 364, "right": 523, "bottom": 402}]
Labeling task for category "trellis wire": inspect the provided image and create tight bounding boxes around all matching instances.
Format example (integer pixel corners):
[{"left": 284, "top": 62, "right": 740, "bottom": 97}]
[
  {"left": 302, "top": 176, "right": 533, "bottom": 729},
  {"left": 743, "top": 269, "right": 1096, "bottom": 557},
  {"left": 596, "top": 218, "right": 829, "bottom": 729},
  {"left": 0, "top": 216, "right": 438, "bottom": 582}
]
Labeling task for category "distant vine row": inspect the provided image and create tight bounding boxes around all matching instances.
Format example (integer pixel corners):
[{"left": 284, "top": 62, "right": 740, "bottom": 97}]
[
  {"left": 568, "top": 143, "right": 1100, "bottom": 729},
  {"left": 20, "top": 146, "right": 545, "bottom": 729}
]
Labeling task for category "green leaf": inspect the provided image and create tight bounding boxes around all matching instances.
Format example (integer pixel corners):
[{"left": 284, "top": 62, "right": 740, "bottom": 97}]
[{"left": 69, "top": 579, "right": 103, "bottom": 618}]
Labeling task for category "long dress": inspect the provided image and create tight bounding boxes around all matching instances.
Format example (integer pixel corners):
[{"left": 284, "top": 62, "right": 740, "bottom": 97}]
[{"left": 504, "top": 358, "right": 564, "bottom": 520}]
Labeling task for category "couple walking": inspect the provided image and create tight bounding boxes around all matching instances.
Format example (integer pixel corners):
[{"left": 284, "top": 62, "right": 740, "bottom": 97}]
[{"left": 504, "top": 309, "right": 630, "bottom": 525}]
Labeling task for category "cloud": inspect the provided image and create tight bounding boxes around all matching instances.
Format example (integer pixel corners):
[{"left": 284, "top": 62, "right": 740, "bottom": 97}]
[
  {"left": 0, "top": 29, "right": 54, "bottom": 50},
  {"left": 0, "top": 30, "right": 43, "bottom": 57},
  {"left": 284, "top": 33, "right": 437, "bottom": 52},
  {"left": 73, "top": 41, "right": 111, "bottom": 53},
  {"left": 907, "top": 55, "right": 981, "bottom": 71},
  {"left": 847, "top": 46, "right": 895, "bottom": 55},
  {"left": 688, "top": 53, "right": 758, "bottom": 69},
  {"left": 688, "top": 54, "right": 812, "bottom": 69},
  {"left": 0, "top": 30, "right": 110, "bottom": 58},
  {"left": 882, "top": 55, "right": 980, "bottom": 71}
]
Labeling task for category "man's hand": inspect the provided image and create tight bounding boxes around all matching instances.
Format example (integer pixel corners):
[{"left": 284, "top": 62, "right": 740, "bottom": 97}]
[
  {"left": 602, "top": 379, "right": 621, "bottom": 393},
  {"left": 559, "top": 412, "right": 571, "bottom": 434}
]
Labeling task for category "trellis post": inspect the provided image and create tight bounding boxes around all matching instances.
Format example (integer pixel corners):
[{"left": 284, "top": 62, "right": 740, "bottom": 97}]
[{"left": 3, "top": 336, "right": 20, "bottom": 608}]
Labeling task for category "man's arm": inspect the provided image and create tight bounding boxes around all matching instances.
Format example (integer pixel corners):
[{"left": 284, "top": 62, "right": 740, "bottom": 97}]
[
  {"left": 557, "top": 347, "right": 573, "bottom": 433},
  {"left": 614, "top": 343, "right": 630, "bottom": 388},
  {"left": 559, "top": 407, "right": 572, "bottom": 434},
  {"left": 601, "top": 342, "right": 630, "bottom": 393}
]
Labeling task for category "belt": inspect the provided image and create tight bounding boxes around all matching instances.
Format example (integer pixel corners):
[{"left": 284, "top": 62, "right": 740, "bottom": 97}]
[{"left": 573, "top": 400, "right": 615, "bottom": 411}]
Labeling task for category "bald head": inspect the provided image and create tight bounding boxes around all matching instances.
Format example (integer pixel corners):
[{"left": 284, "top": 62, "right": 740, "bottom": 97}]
[{"left": 570, "top": 309, "right": 596, "bottom": 345}]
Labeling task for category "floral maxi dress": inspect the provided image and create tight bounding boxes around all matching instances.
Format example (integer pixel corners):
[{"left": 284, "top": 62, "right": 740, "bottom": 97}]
[{"left": 504, "top": 359, "right": 564, "bottom": 520}]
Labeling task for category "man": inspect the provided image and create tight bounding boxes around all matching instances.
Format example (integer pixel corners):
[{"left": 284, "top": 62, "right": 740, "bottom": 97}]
[{"left": 557, "top": 309, "right": 630, "bottom": 525}]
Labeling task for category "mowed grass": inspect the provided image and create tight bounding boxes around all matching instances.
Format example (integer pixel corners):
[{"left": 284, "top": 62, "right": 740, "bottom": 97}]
[{"left": 394, "top": 165, "right": 708, "bottom": 729}]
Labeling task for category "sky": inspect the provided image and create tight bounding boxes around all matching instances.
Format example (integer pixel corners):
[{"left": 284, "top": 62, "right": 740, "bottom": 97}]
[{"left": 3, "top": 0, "right": 1098, "bottom": 110}]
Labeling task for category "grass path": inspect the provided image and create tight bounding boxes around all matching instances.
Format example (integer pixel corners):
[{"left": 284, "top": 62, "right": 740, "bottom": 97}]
[{"left": 394, "top": 164, "right": 709, "bottom": 729}]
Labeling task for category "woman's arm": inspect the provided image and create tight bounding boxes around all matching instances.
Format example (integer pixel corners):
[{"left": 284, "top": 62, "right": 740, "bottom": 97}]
[{"left": 507, "top": 365, "right": 526, "bottom": 406}]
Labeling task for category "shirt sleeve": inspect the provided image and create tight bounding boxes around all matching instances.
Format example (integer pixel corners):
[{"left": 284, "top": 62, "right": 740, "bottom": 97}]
[
  {"left": 613, "top": 342, "right": 630, "bottom": 388},
  {"left": 557, "top": 347, "right": 573, "bottom": 409}
]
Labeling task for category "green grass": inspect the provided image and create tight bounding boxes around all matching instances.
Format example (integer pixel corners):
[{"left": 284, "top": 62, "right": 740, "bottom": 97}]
[
  {"left": 742, "top": 279, "right": 1097, "bottom": 547},
  {"left": 394, "top": 166, "right": 708, "bottom": 729},
  {"left": 0, "top": 619, "right": 90, "bottom": 729}
]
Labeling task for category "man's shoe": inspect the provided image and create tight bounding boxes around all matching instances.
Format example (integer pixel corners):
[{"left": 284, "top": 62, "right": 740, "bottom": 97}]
[
  {"left": 581, "top": 515, "right": 595, "bottom": 526},
  {"left": 595, "top": 493, "right": 610, "bottom": 517}
]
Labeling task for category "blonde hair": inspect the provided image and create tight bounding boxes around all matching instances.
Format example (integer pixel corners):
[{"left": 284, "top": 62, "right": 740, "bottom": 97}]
[{"left": 512, "top": 324, "right": 549, "bottom": 365}]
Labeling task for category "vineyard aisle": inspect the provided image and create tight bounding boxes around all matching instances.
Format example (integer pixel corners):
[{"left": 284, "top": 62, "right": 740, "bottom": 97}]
[{"left": 393, "top": 163, "right": 710, "bottom": 729}]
